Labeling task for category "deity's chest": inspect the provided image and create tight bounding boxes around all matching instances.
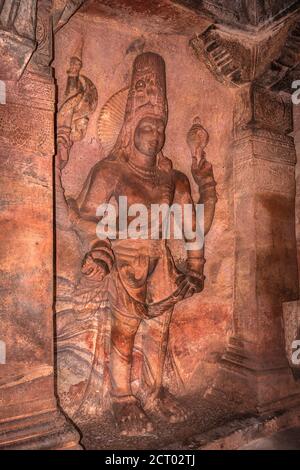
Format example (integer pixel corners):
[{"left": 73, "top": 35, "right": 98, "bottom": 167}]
[{"left": 115, "top": 167, "right": 175, "bottom": 207}]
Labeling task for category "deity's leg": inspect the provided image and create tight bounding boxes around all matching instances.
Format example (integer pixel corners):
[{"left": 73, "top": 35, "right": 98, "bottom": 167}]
[
  {"left": 140, "top": 309, "right": 173, "bottom": 397},
  {"left": 108, "top": 278, "right": 154, "bottom": 435},
  {"left": 110, "top": 309, "right": 141, "bottom": 397},
  {"left": 138, "top": 308, "right": 189, "bottom": 423}
]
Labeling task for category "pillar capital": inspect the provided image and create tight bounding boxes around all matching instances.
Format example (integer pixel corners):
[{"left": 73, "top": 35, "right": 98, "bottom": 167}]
[{"left": 234, "top": 84, "right": 293, "bottom": 136}]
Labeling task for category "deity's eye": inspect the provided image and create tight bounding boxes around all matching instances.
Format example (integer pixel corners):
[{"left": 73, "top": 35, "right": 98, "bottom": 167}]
[{"left": 135, "top": 80, "right": 146, "bottom": 91}]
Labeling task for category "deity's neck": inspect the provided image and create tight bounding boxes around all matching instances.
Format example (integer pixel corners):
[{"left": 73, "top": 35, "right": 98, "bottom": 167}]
[{"left": 129, "top": 148, "right": 157, "bottom": 169}]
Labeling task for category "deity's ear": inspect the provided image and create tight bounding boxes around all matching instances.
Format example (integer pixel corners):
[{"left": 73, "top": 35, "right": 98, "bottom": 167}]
[
  {"left": 114, "top": 123, "right": 132, "bottom": 161},
  {"left": 124, "top": 124, "right": 133, "bottom": 152},
  {"left": 158, "top": 152, "right": 172, "bottom": 173}
]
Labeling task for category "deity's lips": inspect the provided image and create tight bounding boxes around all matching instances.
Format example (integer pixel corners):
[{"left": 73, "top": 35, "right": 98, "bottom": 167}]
[{"left": 148, "top": 140, "right": 159, "bottom": 149}]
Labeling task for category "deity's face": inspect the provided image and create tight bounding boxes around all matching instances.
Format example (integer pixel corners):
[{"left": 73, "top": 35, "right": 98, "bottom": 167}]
[
  {"left": 134, "top": 117, "right": 165, "bottom": 158},
  {"left": 68, "top": 57, "right": 82, "bottom": 76},
  {"left": 71, "top": 116, "right": 89, "bottom": 142}
]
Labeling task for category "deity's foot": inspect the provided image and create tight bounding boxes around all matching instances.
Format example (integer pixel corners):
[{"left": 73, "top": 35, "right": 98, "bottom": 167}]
[
  {"left": 144, "top": 388, "right": 190, "bottom": 424},
  {"left": 111, "top": 395, "right": 154, "bottom": 436}
]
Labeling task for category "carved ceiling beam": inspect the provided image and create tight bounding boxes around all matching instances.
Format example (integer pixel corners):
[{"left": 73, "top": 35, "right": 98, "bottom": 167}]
[
  {"left": 257, "top": 20, "right": 300, "bottom": 92},
  {"left": 175, "top": 0, "right": 300, "bottom": 32},
  {"left": 190, "top": 13, "right": 300, "bottom": 92}
]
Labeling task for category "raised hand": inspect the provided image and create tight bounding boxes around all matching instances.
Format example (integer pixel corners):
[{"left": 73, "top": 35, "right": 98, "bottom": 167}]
[
  {"left": 186, "top": 116, "right": 209, "bottom": 159},
  {"left": 81, "top": 252, "right": 108, "bottom": 282},
  {"left": 191, "top": 155, "right": 214, "bottom": 188},
  {"left": 176, "top": 273, "right": 204, "bottom": 300}
]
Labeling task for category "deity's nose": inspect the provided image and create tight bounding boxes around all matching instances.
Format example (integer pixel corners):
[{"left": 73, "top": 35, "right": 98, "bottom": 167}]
[
  {"left": 151, "top": 128, "right": 159, "bottom": 139},
  {"left": 147, "top": 86, "right": 157, "bottom": 100}
]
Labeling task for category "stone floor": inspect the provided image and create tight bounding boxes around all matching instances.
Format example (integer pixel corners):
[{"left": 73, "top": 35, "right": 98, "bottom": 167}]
[
  {"left": 79, "top": 393, "right": 240, "bottom": 450},
  {"left": 76, "top": 393, "right": 300, "bottom": 450},
  {"left": 240, "top": 427, "right": 300, "bottom": 450}
]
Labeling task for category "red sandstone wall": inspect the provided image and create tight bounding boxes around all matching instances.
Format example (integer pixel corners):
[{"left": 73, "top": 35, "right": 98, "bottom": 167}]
[{"left": 293, "top": 104, "right": 300, "bottom": 292}]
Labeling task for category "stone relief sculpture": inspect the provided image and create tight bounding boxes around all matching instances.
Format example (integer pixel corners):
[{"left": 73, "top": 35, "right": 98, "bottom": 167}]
[
  {"left": 54, "top": 36, "right": 98, "bottom": 327},
  {"left": 56, "top": 52, "right": 217, "bottom": 436}
]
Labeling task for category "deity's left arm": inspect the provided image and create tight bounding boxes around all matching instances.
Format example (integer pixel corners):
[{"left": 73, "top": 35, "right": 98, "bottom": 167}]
[
  {"left": 173, "top": 171, "right": 205, "bottom": 277},
  {"left": 192, "top": 158, "right": 217, "bottom": 236}
]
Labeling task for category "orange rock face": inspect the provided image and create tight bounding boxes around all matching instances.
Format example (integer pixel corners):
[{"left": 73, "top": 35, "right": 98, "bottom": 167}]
[{"left": 1, "top": 0, "right": 300, "bottom": 449}]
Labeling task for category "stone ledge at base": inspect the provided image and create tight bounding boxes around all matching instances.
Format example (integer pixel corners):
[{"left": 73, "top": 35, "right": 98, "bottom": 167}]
[
  {"left": 165, "top": 406, "right": 300, "bottom": 450},
  {"left": 0, "top": 409, "right": 82, "bottom": 450}
]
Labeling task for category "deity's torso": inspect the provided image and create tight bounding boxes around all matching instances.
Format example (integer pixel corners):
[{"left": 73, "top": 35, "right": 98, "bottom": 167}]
[
  {"left": 84, "top": 156, "right": 192, "bottom": 241},
  {"left": 86, "top": 157, "right": 187, "bottom": 303},
  {"left": 113, "top": 158, "right": 175, "bottom": 208}
]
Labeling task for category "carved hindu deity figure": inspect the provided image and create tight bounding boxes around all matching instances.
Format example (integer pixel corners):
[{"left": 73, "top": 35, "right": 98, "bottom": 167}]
[{"left": 62, "top": 52, "right": 217, "bottom": 435}]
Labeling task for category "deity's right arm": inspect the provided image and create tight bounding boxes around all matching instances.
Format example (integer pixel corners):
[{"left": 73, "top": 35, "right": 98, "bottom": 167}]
[{"left": 68, "top": 160, "right": 117, "bottom": 272}]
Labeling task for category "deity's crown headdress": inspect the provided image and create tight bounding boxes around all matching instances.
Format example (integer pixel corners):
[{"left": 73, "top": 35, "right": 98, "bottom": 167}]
[
  {"left": 124, "top": 51, "right": 168, "bottom": 125},
  {"left": 108, "top": 52, "right": 168, "bottom": 160}
]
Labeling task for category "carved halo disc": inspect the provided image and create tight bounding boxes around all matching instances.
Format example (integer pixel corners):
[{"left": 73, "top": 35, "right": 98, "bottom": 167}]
[{"left": 96, "top": 87, "right": 129, "bottom": 154}]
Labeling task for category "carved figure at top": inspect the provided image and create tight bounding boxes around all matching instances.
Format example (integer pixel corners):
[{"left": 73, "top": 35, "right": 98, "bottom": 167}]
[
  {"left": 57, "top": 38, "right": 98, "bottom": 171},
  {"left": 55, "top": 38, "right": 97, "bottom": 230}
]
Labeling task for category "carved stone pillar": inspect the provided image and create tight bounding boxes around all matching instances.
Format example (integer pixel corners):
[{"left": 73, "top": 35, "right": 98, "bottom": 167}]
[
  {"left": 215, "top": 84, "right": 300, "bottom": 412},
  {"left": 0, "top": 1, "right": 80, "bottom": 449},
  {"left": 192, "top": 13, "right": 300, "bottom": 413}
]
